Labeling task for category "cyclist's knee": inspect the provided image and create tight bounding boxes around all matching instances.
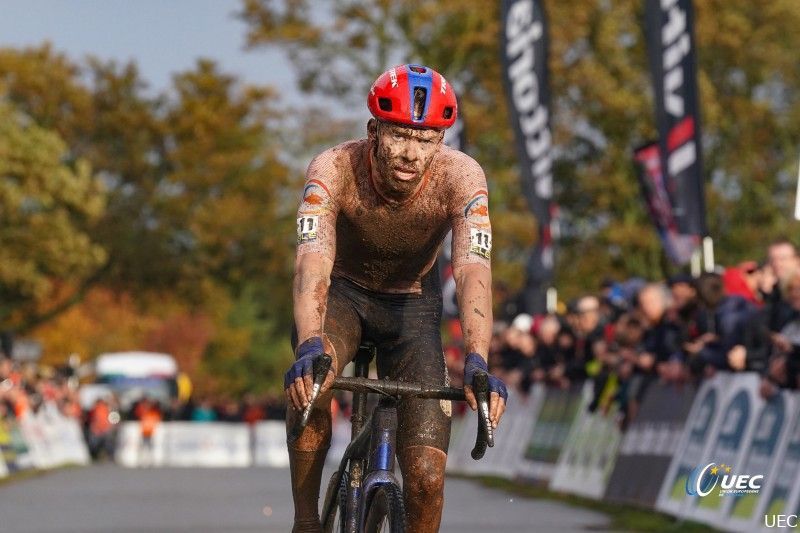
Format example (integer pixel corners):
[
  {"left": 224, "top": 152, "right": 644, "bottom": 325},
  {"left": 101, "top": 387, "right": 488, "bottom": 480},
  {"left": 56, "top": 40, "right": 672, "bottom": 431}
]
[{"left": 399, "top": 445, "right": 447, "bottom": 498}]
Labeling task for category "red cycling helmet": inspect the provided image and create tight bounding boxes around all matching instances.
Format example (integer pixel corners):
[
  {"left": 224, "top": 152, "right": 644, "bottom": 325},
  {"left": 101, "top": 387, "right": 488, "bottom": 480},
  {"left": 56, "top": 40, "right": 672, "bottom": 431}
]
[{"left": 367, "top": 64, "right": 457, "bottom": 129}]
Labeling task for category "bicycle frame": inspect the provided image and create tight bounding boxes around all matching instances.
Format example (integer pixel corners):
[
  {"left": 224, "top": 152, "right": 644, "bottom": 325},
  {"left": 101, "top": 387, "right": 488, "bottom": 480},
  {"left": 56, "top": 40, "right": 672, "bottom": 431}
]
[
  {"left": 313, "top": 344, "right": 492, "bottom": 532},
  {"left": 338, "top": 344, "right": 403, "bottom": 532}
]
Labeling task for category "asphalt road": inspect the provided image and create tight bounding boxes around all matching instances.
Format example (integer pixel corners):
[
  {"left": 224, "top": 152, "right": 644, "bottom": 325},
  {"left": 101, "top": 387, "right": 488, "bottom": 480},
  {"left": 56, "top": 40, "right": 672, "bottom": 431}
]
[{"left": 0, "top": 464, "right": 610, "bottom": 533}]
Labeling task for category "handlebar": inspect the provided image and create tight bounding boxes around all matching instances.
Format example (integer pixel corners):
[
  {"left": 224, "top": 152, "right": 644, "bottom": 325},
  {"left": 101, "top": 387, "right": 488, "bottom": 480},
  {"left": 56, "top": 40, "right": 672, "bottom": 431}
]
[
  {"left": 470, "top": 372, "right": 494, "bottom": 459},
  {"left": 290, "top": 354, "right": 495, "bottom": 460}
]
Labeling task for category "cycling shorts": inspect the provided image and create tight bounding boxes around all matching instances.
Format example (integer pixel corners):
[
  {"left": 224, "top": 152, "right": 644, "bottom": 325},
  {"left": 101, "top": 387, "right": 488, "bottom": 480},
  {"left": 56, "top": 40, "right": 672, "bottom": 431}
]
[{"left": 293, "top": 270, "right": 452, "bottom": 453}]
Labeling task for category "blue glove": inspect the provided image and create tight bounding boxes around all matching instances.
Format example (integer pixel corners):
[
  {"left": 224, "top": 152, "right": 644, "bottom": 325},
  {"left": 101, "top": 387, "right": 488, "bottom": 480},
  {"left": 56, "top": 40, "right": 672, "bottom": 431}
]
[
  {"left": 284, "top": 337, "right": 325, "bottom": 389},
  {"left": 463, "top": 352, "right": 508, "bottom": 402}
]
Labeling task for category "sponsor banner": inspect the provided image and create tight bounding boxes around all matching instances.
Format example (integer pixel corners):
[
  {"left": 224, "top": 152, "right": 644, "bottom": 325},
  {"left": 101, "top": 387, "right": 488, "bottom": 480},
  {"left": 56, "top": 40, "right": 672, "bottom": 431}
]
[
  {"left": 163, "top": 423, "right": 250, "bottom": 467},
  {"left": 115, "top": 422, "right": 167, "bottom": 467},
  {"left": 605, "top": 381, "right": 697, "bottom": 507},
  {"left": 549, "top": 386, "right": 623, "bottom": 499},
  {"left": 457, "top": 389, "right": 540, "bottom": 478},
  {"left": 18, "top": 414, "right": 56, "bottom": 469},
  {"left": 634, "top": 142, "right": 698, "bottom": 265},
  {"left": 0, "top": 446, "right": 7, "bottom": 478},
  {"left": 725, "top": 389, "right": 793, "bottom": 531},
  {"left": 690, "top": 376, "right": 760, "bottom": 523},
  {"left": 493, "top": 387, "right": 545, "bottom": 478},
  {"left": 500, "top": 0, "right": 557, "bottom": 312},
  {"left": 657, "top": 373, "right": 766, "bottom": 531},
  {"left": 253, "top": 421, "right": 290, "bottom": 467},
  {"left": 774, "top": 398, "right": 800, "bottom": 532},
  {"left": 17, "top": 408, "right": 90, "bottom": 469},
  {"left": 327, "top": 416, "right": 352, "bottom": 468},
  {"left": 116, "top": 422, "right": 251, "bottom": 468},
  {"left": 645, "top": 0, "right": 707, "bottom": 236},
  {"left": 656, "top": 373, "right": 731, "bottom": 516},
  {"left": 445, "top": 412, "right": 472, "bottom": 474},
  {"left": 516, "top": 383, "right": 583, "bottom": 481}
]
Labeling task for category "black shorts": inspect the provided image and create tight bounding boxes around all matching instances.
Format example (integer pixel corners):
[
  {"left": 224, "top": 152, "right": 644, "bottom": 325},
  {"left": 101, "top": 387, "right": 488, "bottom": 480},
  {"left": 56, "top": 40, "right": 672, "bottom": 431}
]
[{"left": 293, "top": 271, "right": 452, "bottom": 452}]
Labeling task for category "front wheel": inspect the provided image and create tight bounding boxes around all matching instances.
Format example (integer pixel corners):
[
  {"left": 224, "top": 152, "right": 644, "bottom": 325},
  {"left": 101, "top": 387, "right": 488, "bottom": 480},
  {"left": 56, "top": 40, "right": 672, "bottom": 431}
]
[
  {"left": 364, "top": 483, "right": 406, "bottom": 533},
  {"left": 322, "top": 470, "right": 348, "bottom": 533}
]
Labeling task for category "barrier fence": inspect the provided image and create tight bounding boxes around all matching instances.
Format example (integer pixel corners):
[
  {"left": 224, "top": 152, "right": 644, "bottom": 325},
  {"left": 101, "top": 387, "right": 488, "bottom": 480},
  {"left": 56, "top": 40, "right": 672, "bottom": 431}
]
[
  {"left": 446, "top": 372, "right": 800, "bottom": 533},
  {"left": 4, "top": 373, "right": 798, "bottom": 532},
  {"left": 0, "top": 406, "right": 89, "bottom": 479}
]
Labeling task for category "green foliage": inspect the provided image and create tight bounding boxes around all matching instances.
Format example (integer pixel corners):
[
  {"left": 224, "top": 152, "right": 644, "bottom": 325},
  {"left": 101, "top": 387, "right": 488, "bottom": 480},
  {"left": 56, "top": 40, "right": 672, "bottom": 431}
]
[
  {"left": 0, "top": 102, "right": 106, "bottom": 327},
  {"left": 201, "top": 283, "right": 294, "bottom": 395}
]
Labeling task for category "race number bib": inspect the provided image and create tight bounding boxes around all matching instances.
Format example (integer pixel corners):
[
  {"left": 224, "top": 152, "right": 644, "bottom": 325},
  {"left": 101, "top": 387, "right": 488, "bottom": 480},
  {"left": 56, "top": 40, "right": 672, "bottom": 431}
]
[
  {"left": 469, "top": 228, "right": 492, "bottom": 259},
  {"left": 297, "top": 215, "right": 319, "bottom": 244}
]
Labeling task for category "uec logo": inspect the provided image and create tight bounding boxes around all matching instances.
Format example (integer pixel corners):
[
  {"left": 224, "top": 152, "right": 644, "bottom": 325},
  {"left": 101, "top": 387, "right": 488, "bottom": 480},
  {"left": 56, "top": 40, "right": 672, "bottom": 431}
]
[{"left": 685, "top": 462, "right": 764, "bottom": 497}]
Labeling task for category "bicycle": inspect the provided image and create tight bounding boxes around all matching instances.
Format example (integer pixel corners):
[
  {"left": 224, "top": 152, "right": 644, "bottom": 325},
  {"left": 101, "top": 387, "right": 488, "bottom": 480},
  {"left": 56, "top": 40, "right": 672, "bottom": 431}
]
[{"left": 288, "top": 343, "right": 495, "bottom": 533}]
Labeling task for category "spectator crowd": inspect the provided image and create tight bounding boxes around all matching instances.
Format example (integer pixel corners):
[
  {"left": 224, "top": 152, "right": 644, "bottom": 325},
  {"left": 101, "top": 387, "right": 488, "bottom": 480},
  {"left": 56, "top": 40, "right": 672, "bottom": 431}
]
[
  {"left": 444, "top": 237, "right": 800, "bottom": 429},
  {"left": 0, "top": 357, "right": 81, "bottom": 424},
  {"left": 0, "top": 352, "right": 287, "bottom": 462}
]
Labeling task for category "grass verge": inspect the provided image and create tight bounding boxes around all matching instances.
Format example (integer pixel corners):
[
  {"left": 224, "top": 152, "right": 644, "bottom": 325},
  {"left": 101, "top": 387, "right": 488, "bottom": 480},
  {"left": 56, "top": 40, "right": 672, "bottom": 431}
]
[
  {"left": 460, "top": 474, "right": 718, "bottom": 532},
  {"left": 0, "top": 464, "right": 81, "bottom": 487}
]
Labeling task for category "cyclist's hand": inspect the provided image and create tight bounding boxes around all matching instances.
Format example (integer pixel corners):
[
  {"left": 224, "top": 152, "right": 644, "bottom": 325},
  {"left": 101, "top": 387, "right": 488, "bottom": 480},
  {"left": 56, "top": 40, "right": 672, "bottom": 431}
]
[
  {"left": 463, "top": 352, "right": 507, "bottom": 429},
  {"left": 284, "top": 336, "right": 335, "bottom": 411}
]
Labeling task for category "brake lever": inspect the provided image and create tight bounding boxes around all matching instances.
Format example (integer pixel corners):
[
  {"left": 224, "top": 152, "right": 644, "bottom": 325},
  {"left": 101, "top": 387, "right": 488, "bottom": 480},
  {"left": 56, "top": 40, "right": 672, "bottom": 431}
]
[
  {"left": 471, "top": 371, "right": 495, "bottom": 460},
  {"left": 288, "top": 354, "right": 332, "bottom": 445}
]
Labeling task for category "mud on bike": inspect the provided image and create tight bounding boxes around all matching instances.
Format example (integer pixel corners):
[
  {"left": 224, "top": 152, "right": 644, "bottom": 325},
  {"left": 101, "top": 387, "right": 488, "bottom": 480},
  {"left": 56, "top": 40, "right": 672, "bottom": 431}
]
[{"left": 289, "top": 343, "right": 495, "bottom": 533}]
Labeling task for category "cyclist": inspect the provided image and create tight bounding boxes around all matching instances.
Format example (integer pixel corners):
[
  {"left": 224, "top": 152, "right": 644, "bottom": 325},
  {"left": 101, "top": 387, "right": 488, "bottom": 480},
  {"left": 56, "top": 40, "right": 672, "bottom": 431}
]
[{"left": 285, "top": 64, "right": 508, "bottom": 533}]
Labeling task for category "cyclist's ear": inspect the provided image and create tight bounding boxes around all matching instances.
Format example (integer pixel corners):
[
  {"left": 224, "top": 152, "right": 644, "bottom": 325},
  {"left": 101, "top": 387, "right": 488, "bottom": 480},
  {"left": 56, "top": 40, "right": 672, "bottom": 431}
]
[{"left": 367, "top": 118, "right": 378, "bottom": 142}]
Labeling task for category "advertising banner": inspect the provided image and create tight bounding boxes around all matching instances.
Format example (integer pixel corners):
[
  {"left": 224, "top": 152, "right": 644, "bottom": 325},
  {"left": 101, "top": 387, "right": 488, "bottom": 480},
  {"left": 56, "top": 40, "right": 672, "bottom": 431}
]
[
  {"left": 656, "top": 374, "right": 731, "bottom": 516},
  {"left": 656, "top": 373, "right": 769, "bottom": 531},
  {"left": 634, "top": 142, "right": 698, "bottom": 264},
  {"left": 445, "top": 412, "right": 473, "bottom": 474},
  {"left": 605, "top": 381, "right": 697, "bottom": 507},
  {"left": 549, "top": 389, "right": 623, "bottom": 500},
  {"left": 0, "top": 448, "right": 7, "bottom": 478},
  {"left": 115, "top": 422, "right": 166, "bottom": 468},
  {"left": 690, "top": 378, "right": 759, "bottom": 524},
  {"left": 645, "top": 0, "right": 707, "bottom": 236},
  {"left": 253, "top": 421, "right": 290, "bottom": 467},
  {"left": 765, "top": 396, "right": 800, "bottom": 532},
  {"left": 516, "top": 383, "right": 583, "bottom": 481},
  {"left": 17, "top": 408, "right": 90, "bottom": 469},
  {"left": 464, "top": 389, "right": 542, "bottom": 478},
  {"left": 725, "top": 389, "right": 791, "bottom": 530},
  {"left": 500, "top": 0, "right": 556, "bottom": 312},
  {"left": 163, "top": 423, "right": 250, "bottom": 467}
]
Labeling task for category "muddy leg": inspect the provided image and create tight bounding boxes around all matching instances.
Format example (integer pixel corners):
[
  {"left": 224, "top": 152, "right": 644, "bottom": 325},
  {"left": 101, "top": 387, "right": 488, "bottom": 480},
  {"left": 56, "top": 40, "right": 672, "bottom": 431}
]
[{"left": 398, "top": 445, "right": 447, "bottom": 533}]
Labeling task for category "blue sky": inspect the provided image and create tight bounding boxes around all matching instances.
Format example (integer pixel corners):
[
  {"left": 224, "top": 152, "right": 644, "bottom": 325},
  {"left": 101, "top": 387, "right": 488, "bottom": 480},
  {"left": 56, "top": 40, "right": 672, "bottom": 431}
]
[{"left": 0, "top": 0, "right": 311, "bottom": 105}]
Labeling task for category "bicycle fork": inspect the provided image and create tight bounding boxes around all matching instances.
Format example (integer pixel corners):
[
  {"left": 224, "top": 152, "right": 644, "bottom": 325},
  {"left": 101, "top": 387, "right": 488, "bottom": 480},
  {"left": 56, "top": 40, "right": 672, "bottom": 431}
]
[{"left": 358, "top": 399, "right": 401, "bottom": 527}]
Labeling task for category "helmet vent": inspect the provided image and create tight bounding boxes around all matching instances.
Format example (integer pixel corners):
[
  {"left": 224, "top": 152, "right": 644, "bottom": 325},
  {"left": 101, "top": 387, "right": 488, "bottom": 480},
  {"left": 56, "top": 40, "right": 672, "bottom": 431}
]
[
  {"left": 442, "top": 106, "right": 453, "bottom": 120},
  {"left": 413, "top": 87, "right": 427, "bottom": 120},
  {"left": 409, "top": 66, "right": 426, "bottom": 73},
  {"left": 378, "top": 98, "right": 392, "bottom": 112}
]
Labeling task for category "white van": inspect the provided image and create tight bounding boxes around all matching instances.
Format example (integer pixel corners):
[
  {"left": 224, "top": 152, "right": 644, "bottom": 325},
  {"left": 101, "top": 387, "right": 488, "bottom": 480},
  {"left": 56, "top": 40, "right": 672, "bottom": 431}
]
[{"left": 94, "top": 352, "right": 178, "bottom": 412}]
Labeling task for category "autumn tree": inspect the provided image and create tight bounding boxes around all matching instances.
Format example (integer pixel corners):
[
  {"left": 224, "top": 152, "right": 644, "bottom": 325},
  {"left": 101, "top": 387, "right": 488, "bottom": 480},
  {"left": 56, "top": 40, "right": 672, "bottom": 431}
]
[{"left": 0, "top": 102, "right": 106, "bottom": 331}]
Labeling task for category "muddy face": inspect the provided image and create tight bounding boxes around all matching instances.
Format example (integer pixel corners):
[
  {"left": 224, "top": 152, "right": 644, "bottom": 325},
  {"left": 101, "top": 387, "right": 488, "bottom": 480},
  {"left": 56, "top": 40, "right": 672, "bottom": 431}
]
[{"left": 368, "top": 119, "right": 444, "bottom": 201}]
